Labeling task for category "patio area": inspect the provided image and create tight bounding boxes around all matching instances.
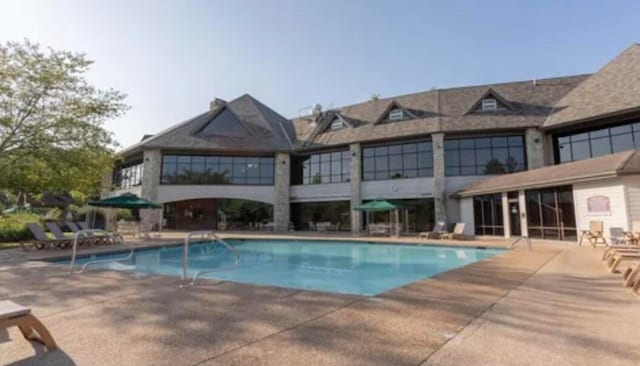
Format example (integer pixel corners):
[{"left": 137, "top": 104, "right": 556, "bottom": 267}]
[{"left": 1, "top": 235, "right": 638, "bottom": 366}]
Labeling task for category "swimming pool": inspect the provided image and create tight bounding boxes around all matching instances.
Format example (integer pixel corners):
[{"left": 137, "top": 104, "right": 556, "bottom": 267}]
[{"left": 56, "top": 239, "right": 504, "bottom": 296}]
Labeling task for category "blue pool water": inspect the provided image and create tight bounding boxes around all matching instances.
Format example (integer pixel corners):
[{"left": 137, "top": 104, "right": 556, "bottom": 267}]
[{"left": 55, "top": 239, "right": 504, "bottom": 296}]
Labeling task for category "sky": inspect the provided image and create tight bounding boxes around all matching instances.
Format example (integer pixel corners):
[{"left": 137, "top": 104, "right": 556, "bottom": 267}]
[{"left": 0, "top": 0, "right": 639, "bottom": 148}]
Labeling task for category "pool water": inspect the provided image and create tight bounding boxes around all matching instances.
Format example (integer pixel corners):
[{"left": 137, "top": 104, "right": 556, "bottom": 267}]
[{"left": 56, "top": 239, "right": 504, "bottom": 296}]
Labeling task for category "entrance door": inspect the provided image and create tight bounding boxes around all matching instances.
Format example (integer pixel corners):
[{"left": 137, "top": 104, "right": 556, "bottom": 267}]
[
  {"left": 509, "top": 201, "right": 521, "bottom": 236},
  {"left": 507, "top": 191, "right": 521, "bottom": 237}
]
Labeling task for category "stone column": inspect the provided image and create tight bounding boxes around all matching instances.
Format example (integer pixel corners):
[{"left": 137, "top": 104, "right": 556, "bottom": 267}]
[
  {"left": 140, "top": 149, "right": 162, "bottom": 231},
  {"left": 349, "top": 143, "right": 362, "bottom": 235},
  {"left": 525, "top": 128, "right": 545, "bottom": 170},
  {"left": 141, "top": 149, "right": 162, "bottom": 201},
  {"left": 273, "top": 152, "right": 291, "bottom": 232},
  {"left": 518, "top": 190, "right": 529, "bottom": 237},
  {"left": 432, "top": 133, "right": 447, "bottom": 224}
]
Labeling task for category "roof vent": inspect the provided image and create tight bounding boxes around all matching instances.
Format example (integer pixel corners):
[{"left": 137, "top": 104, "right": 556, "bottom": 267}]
[
  {"left": 533, "top": 78, "right": 537, "bottom": 86},
  {"left": 312, "top": 103, "right": 322, "bottom": 116},
  {"left": 210, "top": 98, "right": 226, "bottom": 111}
]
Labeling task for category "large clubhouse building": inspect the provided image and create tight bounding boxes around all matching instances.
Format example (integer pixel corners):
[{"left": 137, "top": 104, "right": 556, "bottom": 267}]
[{"left": 107, "top": 44, "right": 640, "bottom": 242}]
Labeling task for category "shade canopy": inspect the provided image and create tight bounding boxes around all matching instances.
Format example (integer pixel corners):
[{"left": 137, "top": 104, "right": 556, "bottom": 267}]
[
  {"left": 88, "top": 193, "right": 162, "bottom": 209},
  {"left": 353, "top": 199, "right": 406, "bottom": 212}
]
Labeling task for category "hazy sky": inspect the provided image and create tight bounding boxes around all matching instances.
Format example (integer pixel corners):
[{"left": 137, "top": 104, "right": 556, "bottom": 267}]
[{"left": 1, "top": 0, "right": 638, "bottom": 148}]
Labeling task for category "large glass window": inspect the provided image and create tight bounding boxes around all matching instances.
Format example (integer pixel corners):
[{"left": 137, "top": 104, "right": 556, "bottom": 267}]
[
  {"left": 555, "top": 121, "right": 640, "bottom": 163},
  {"left": 113, "top": 161, "right": 144, "bottom": 189},
  {"left": 362, "top": 141, "right": 433, "bottom": 181},
  {"left": 525, "top": 186, "right": 576, "bottom": 241},
  {"left": 161, "top": 154, "right": 274, "bottom": 185},
  {"left": 473, "top": 194, "right": 504, "bottom": 236},
  {"left": 445, "top": 136, "right": 526, "bottom": 176},
  {"left": 291, "top": 150, "right": 350, "bottom": 185}
]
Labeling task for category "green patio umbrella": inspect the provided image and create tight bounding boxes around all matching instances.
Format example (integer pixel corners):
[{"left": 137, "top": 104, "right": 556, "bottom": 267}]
[
  {"left": 354, "top": 199, "right": 405, "bottom": 212},
  {"left": 354, "top": 199, "right": 406, "bottom": 237},
  {"left": 88, "top": 193, "right": 161, "bottom": 209}
]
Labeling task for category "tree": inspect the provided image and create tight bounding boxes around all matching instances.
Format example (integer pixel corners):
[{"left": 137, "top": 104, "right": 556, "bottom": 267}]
[{"left": 0, "top": 40, "right": 128, "bottom": 202}]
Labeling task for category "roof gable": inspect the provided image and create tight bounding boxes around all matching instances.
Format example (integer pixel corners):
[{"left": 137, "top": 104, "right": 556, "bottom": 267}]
[
  {"left": 196, "top": 107, "right": 254, "bottom": 137},
  {"left": 544, "top": 43, "right": 640, "bottom": 129},
  {"left": 465, "top": 88, "right": 514, "bottom": 114},
  {"left": 373, "top": 100, "right": 417, "bottom": 124}
]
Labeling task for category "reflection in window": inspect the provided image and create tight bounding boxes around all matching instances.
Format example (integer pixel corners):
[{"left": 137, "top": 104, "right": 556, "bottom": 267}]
[
  {"left": 473, "top": 194, "right": 504, "bottom": 236},
  {"left": 362, "top": 141, "right": 433, "bottom": 181},
  {"left": 291, "top": 150, "right": 350, "bottom": 184},
  {"left": 525, "top": 186, "right": 576, "bottom": 241},
  {"left": 555, "top": 121, "right": 640, "bottom": 163},
  {"left": 161, "top": 155, "right": 274, "bottom": 185},
  {"left": 113, "top": 161, "right": 144, "bottom": 189},
  {"left": 444, "top": 136, "right": 525, "bottom": 176}
]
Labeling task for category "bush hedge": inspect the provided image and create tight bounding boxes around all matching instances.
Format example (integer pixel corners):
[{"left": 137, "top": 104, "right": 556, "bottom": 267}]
[{"left": 0, "top": 213, "right": 40, "bottom": 242}]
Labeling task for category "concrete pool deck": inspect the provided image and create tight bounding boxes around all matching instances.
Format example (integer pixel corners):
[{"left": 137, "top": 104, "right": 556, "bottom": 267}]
[{"left": 0, "top": 235, "right": 638, "bottom": 365}]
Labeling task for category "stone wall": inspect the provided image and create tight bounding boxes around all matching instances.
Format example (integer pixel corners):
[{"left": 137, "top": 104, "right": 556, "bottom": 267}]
[
  {"left": 432, "top": 133, "right": 447, "bottom": 223},
  {"left": 525, "top": 128, "right": 545, "bottom": 169}
]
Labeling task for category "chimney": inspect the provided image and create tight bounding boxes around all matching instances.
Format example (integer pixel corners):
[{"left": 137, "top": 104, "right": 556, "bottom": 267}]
[{"left": 210, "top": 98, "right": 226, "bottom": 111}]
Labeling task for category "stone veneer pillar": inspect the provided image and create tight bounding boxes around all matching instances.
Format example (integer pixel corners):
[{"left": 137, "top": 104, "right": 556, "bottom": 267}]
[
  {"left": 141, "top": 149, "right": 162, "bottom": 201},
  {"left": 140, "top": 149, "right": 163, "bottom": 231},
  {"left": 432, "top": 133, "right": 447, "bottom": 224},
  {"left": 525, "top": 128, "right": 545, "bottom": 170},
  {"left": 273, "top": 152, "right": 291, "bottom": 232},
  {"left": 349, "top": 143, "right": 362, "bottom": 235}
]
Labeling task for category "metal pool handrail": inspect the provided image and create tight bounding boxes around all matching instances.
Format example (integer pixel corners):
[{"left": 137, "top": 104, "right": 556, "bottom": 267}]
[
  {"left": 182, "top": 230, "right": 240, "bottom": 285},
  {"left": 509, "top": 236, "right": 532, "bottom": 251},
  {"left": 69, "top": 229, "right": 134, "bottom": 274}
]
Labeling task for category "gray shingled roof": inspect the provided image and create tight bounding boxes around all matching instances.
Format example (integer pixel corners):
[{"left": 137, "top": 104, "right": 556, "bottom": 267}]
[
  {"left": 455, "top": 150, "right": 640, "bottom": 197},
  {"left": 544, "top": 44, "right": 640, "bottom": 129},
  {"left": 292, "top": 75, "right": 588, "bottom": 149},
  {"left": 120, "top": 94, "right": 295, "bottom": 154}
]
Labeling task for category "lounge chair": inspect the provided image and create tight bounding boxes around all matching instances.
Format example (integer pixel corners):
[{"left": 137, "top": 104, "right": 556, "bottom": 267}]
[
  {"left": 68, "top": 221, "right": 124, "bottom": 245},
  {"left": 0, "top": 300, "right": 57, "bottom": 350},
  {"left": 23, "top": 223, "right": 71, "bottom": 251},
  {"left": 607, "top": 251, "right": 640, "bottom": 273},
  {"left": 418, "top": 221, "right": 446, "bottom": 239},
  {"left": 622, "top": 261, "right": 640, "bottom": 287},
  {"left": 44, "top": 222, "right": 89, "bottom": 247},
  {"left": 622, "top": 221, "right": 640, "bottom": 245},
  {"left": 579, "top": 220, "right": 605, "bottom": 247},
  {"left": 441, "top": 223, "right": 466, "bottom": 240}
]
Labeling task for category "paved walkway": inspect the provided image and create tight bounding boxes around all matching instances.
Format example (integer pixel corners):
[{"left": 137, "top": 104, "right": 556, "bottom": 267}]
[{"left": 0, "top": 240, "right": 637, "bottom": 365}]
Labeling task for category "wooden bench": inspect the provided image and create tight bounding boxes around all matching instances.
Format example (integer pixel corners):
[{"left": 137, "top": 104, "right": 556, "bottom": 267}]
[{"left": 0, "top": 300, "right": 57, "bottom": 350}]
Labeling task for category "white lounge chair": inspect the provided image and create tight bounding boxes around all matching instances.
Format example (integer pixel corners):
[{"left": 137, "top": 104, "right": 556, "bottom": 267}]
[
  {"left": 0, "top": 300, "right": 57, "bottom": 350},
  {"left": 418, "top": 221, "right": 446, "bottom": 239},
  {"left": 441, "top": 223, "right": 466, "bottom": 240}
]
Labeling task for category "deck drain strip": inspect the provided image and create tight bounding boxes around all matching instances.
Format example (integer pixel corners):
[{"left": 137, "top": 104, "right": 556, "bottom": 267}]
[
  {"left": 191, "top": 297, "right": 366, "bottom": 366},
  {"left": 416, "top": 249, "right": 564, "bottom": 366}
]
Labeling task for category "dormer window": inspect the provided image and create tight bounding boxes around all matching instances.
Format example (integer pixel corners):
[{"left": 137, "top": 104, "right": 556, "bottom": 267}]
[
  {"left": 330, "top": 118, "right": 345, "bottom": 130},
  {"left": 481, "top": 98, "right": 498, "bottom": 111},
  {"left": 388, "top": 108, "right": 405, "bottom": 121}
]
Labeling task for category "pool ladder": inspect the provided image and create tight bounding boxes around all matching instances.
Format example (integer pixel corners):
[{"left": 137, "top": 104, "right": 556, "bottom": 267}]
[
  {"left": 509, "top": 236, "right": 532, "bottom": 251},
  {"left": 69, "top": 229, "right": 134, "bottom": 274},
  {"left": 182, "top": 231, "right": 240, "bottom": 286}
]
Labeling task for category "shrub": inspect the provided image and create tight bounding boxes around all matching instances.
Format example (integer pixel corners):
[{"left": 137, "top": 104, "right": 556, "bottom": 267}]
[{"left": 0, "top": 213, "right": 40, "bottom": 242}]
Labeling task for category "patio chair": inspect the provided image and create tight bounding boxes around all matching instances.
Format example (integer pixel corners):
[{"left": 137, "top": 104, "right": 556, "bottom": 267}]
[
  {"left": 441, "top": 223, "right": 466, "bottom": 240},
  {"left": 417, "top": 221, "right": 446, "bottom": 239},
  {"left": 44, "top": 222, "right": 90, "bottom": 248},
  {"left": 0, "top": 300, "right": 57, "bottom": 350},
  {"left": 308, "top": 221, "right": 316, "bottom": 231},
  {"left": 23, "top": 223, "right": 71, "bottom": 251},
  {"left": 606, "top": 250, "right": 640, "bottom": 273},
  {"left": 579, "top": 220, "right": 605, "bottom": 247},
  {"left": 622, "top": 261, "right": 640, "bottom": 287},
  {"left": 608, "top": 227, "right": 627, "bottom": 245},
  {"left": 66, "top": 221, "right": 111, "bottom": 246},
  {"left": 623, "top": 221, "right": 640, "bottom": 245}
]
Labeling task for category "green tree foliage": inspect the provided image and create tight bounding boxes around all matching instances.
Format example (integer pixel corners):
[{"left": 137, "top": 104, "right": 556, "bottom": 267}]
[{"left": 0, "top": 40, "right": 128, "bottom": 201}]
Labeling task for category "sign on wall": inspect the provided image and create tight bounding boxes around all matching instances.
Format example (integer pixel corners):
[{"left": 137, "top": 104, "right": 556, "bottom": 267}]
[{"left": 587, "top": 195, "right": 611, "bottom": 215}]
